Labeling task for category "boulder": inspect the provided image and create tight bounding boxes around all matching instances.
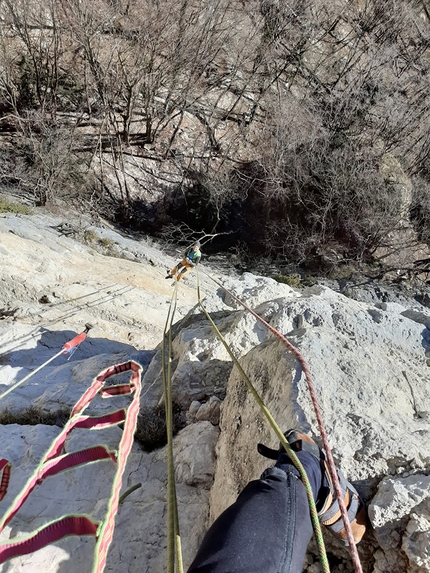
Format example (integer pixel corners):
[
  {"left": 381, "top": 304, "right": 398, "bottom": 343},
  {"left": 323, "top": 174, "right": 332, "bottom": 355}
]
[{"left": 369, "top": 475, "right": 430, "bottom": 573}]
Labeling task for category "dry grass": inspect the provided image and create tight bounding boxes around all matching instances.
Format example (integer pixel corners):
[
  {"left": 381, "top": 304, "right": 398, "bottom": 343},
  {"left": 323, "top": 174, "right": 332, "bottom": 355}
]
[
  {"left": 0, "top": 406, "right": 70, "bottom": 427},
  {"left": 0, "top": 198, "right": 33, "bottom": 215},
  {"left": 134, "top": 403, "right": 185, "bottom": 452}
]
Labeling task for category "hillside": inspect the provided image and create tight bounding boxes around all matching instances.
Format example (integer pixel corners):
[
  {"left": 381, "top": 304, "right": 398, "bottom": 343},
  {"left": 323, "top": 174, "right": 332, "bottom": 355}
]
[
  {"left": 0, "top": 209, "right": 429, "bottom": 572},
  {"left": 1, "top": 2, "right": 430, "bottom": 570},
  {"left": 1, "top": 0, "right": 430, "bottom": 271}
]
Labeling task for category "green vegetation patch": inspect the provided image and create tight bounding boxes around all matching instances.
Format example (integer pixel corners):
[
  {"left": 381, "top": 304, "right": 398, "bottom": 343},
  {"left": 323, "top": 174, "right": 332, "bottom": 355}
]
[
  {"left": 274, "top": 274, "right": 303, "bottom": 288},
  {"left": 0, "top": 198, "right": 33, "bottom": 215}
]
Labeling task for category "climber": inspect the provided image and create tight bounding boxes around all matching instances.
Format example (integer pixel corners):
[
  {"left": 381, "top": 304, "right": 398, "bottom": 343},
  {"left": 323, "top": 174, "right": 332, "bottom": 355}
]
[
  {"left": 187, "top": 429, "right": 367, "bottom": 573},
  {"left": 166, "top": 242, "right": 201, "bottom": 281}
]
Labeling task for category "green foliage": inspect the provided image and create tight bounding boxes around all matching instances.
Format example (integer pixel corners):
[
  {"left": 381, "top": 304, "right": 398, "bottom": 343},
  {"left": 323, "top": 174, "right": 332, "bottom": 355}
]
[
  {"left": 273, "top": 274, "right": 302, "bottom": 288},
  {"left": 300, "top": 276, "right": 317, "bottom": 287},
  {"left": 0, "top": 198, "right": 33, "bottom": 215},
  {"left": 0, "top": 406, "right": 70, "bottom": 427}
]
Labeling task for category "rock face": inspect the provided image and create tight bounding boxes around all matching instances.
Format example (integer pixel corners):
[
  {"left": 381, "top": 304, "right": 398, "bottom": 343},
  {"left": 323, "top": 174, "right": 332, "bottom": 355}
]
[
  {"left": 209, "top": 287, "right": 430, "bottom": 571},
  {"left": 1, "top": 211, "right": 430, "bottom": 573},
  {"left": 369, "top": 475, "right": 430, "bottom": 573},
  {"left": 0, "top": 421, "right": 219, "bottom": 573}
]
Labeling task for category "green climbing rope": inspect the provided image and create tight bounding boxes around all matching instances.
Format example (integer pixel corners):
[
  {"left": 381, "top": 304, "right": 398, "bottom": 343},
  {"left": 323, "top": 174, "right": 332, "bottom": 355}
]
[
  {"left": 162, "top": 281, "right": 184, "bottom": 573},
  {"left": 196, "top": 270, "right": 330, "bottom": 573}
]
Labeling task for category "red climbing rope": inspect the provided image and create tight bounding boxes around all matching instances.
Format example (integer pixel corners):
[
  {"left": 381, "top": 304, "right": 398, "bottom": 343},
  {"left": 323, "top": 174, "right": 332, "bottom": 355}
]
[{"left": 201, "top": 270, "right": 363, "bottom": 573}]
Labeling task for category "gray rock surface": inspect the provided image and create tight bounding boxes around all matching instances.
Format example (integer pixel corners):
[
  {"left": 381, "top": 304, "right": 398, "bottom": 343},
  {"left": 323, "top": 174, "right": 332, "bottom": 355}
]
[
  {"left": 369, "top": 476, "right": 430, "bottom": 573},
  {"left": 0, "top": 421, "right": 218, "bottom": 573},
  {"left": 1, "top": 210, "right": 430, "bottom": 572}
]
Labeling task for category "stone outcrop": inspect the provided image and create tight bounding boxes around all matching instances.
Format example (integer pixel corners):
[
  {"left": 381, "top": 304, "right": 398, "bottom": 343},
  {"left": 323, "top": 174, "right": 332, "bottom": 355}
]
[
  {"left": 1, "top": 211, "right": 430, "bottom": 572},
  {"left": 369, "top": 475, "right": 430, "bottom": 573}
]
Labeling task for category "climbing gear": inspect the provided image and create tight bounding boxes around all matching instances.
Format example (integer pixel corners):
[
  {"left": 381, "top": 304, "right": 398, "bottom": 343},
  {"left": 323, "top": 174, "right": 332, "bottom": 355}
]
[
  {"left": 187, "top": 251, "right": 200, "bottom": 264},
  {"left": 162, "top": 280, "right": 184, "bottom": 573},
  {"left": 0, "top": 459, "right": 11, "bottom": 502},
  {"left": 258, "top": 430, "right": 367, "bottom": 545},
  {"left": 0, "top": 360, "right": 143, "bottom": 573},
  {"left": 258, "top": 429, "right": 323, "bottom": 462},
  {"left": 170, "top": 259, "right": 193, "bottom": 281},
  {"left": 0, "top": 324, "right": 93, "bottom": 402},
  {"left": 195, "top": 273, "right": 331, "bottom": 573},
  {"left": 319, "top": 466, "right": 367, "bottom": 546},
  {"left": 65, "top": 323, "right": 93, "bottom": 359},
  {"left": 198, "top": 268, "right": 364, "bottom": 573},
  {"left": 165, "top": 274, "right": 172, "bottom": 279},
  {"left": 195, "top": 285, "right": 331, "bottom": 570}
]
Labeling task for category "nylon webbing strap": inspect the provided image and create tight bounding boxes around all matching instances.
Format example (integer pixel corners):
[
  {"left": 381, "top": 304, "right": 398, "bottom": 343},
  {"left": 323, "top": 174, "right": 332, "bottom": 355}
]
[
  {"left": 0, "top": 360, "right": 142, "bottom": 572},
  {"left": 0, "top": 516, "right": 99, "bottom": 561},
  {"left": 92, "top": 362, "right": 142, "bottom": 573},
  {"left": 0, "top": 460, "right": 11, "bottom": 502}
]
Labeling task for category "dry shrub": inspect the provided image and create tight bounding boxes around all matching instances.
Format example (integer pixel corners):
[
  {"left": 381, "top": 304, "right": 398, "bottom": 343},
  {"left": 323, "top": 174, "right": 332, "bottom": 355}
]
[
  {"left": 134, "top": 403, "right": 185, "bottom": 452},
  {"left": 0, "top": 406, "right": 71, "bottom": 427}
]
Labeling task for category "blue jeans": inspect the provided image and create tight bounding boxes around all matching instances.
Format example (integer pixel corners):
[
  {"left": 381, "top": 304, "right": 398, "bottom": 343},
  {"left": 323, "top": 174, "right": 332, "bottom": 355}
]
[{"left": 188, "top": 451, "right": 322, "bottom": 573}]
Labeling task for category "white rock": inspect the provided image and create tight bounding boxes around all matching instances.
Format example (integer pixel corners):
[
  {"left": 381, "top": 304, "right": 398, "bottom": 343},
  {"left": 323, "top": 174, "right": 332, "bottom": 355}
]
[
  {"left": 1, "top": 210, "right": 430, "bottom": 572},
  {"left": 369, "top": 476, "right": 430, "bottom": 573},
  {"left": 196, "top": 396, "right": 222, "bottom": 425},
  {"left": 402, "top": 500, "right": 430, "bottom": 572},
  {"left": 369, "top": 475, "right": 430, "bottom": 529}
]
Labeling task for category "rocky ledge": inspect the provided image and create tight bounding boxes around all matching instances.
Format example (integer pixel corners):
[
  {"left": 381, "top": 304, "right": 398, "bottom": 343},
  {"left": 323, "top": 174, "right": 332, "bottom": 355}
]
[{"left": 0, "top": 210, "right": 429, "bottom": 573}]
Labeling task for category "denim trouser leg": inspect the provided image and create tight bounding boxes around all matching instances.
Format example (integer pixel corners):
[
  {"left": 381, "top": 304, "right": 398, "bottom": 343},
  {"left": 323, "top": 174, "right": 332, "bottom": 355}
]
[{"left": 187, "top": 451, "right": 322, "bottom": 573}]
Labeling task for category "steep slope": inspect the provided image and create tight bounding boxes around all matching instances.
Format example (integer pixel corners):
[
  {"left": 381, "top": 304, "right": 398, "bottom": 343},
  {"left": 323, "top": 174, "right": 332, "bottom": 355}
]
[{"left": 0, "top": 209, "right": 429, "bottom": 573}]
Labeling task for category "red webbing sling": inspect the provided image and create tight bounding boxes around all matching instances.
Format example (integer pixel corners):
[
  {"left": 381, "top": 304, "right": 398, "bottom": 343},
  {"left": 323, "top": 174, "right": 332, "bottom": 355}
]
[
  {"left": 0, "top": 360, "right": 142, "bottom": 573},
  {"left": 0, "top": 460, "right": 11, "bottom": 502}
]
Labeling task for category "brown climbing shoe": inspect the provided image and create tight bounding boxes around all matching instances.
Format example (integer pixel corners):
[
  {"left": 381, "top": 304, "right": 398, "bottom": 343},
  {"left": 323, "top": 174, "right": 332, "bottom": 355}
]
[{"left": 258, "top": 429, "right": 367, "bottom": 545}]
